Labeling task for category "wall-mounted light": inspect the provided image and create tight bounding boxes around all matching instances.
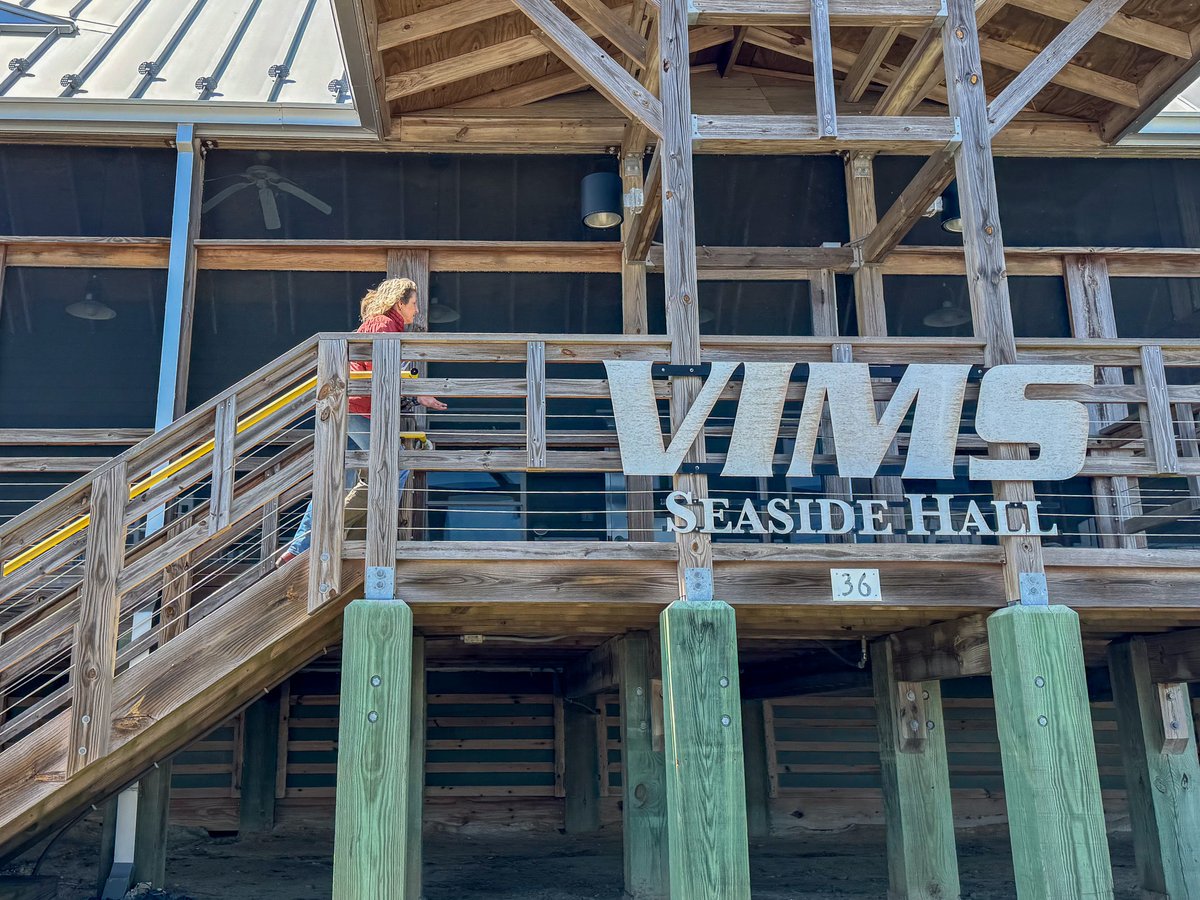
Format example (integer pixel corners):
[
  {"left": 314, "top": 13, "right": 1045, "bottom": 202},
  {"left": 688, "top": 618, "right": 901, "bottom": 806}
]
[
  {"left": 940, "top": 182, "right": 963, "bottom": 234},
  {"left": 580, "top": 172, "right": 623, "bottom": 229},
  {"left": 66, "top": 273, "right": 116, "bottom": 321}
]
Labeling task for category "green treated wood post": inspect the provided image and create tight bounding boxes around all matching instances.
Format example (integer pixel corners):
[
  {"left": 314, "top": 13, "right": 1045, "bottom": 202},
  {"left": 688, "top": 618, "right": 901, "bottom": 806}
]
[
  {"left": 407, "top": 636, "right": 426, "bottom": 900},
  {"left": 660, "top": 599, "right": 751, "bottom": 900},
  {"left": 132, "top": 761, "right": 172, "bottom": 887},
  {"left": 240, "top": 688, "right": 282, "bottom": 834},
  {"left": 870, "top": 638, "right": 959, "bottom": 900},
  {"left": 619, "top": 632, "right": 668, "bottom": 898},
  {"left": 564, "top": 695, "right": 602, "bottom": 833},
  {"left": 1108, "top": 638, "right": 1200, "bottom": 899},
  {"left": 741, "top": 699, "right": 771, "bottom": 839},
  {"left": 333, "top": 599, "right": 414, "bottom": 899},
  {"left": 987, "top": 605, "right": 1113, "bottom": 900}
]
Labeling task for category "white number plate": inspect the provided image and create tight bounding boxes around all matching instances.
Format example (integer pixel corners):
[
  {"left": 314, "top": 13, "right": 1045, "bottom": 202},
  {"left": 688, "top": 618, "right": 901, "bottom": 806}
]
[{"left": 830, "top": 568, "right": 882, "bottom": 602}]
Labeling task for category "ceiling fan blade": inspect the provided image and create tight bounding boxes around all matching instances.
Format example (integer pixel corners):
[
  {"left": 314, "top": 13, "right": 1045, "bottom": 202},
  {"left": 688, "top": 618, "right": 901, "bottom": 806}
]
[
  {"left": 276, "top": 179, "right": 333, "bottom": 215},
  {"left": 200, "top": 179, "right": 252, "bottom": 213},
  {"left": 258, "top": 185, "right": 282, "bottom": 231}
]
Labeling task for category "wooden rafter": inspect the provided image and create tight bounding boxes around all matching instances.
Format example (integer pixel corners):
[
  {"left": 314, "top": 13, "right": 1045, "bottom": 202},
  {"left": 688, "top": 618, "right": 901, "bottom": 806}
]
[
  {"left": 1101, "top": 23, "right": 1200, "bottom": 142},
  {"left": 863, "top": 0, "right": 1140, "bottom": 265},
  {"left": 562, "top": 0, "right": 650, "bottom": 69},
  {"left": 1005, "top": 0, "right": 1193, "bottom": 58},
  {"left": 376, "top": 0, "right": 514, "bottom": 52},
  {"left": 690, "top": 0, "right": 946, "bottom": 27},
  {"left": 511, "top": 0, "right": 664, "bottom": 137},
  {"left": 841, "top": 26, "right": 900, "bottom": 102}
]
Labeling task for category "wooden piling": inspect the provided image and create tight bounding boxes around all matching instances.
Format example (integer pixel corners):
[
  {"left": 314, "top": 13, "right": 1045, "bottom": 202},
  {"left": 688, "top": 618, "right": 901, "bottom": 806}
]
[
  {"left": 870, "top": 638, "right": 959, "bottom": 899},
  {"left": 660, "top": 599, "right": 750, "bottom": 900},
  {"left": 618, "top": 632, "right": 668, "bottom": 898},
  {"left": 239, "top": 688, "right": 282, "bottom": 834},
  {"left": 987, "top": 605, "right": 1113, "bottom": 900},
  {"left": 740, "top": 699, "right": 771, "bottom": 840},
  {"left": 1108, "top": 638, "right": 1200, "bottom": 899},
  {"left": 333, "top": 599, "right": 414, "bottom": 899}
]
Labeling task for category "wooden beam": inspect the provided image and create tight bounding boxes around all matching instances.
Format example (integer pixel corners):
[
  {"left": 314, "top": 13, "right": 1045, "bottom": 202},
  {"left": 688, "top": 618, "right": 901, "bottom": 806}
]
[
  {"left": 1142, "top": 629, "right": 1200, "bottom": 683},
  {"left": 986, "top": 0, "right": 1135, "bottom": 128},
  {"left": 130, "top": 761, "right": 170, "bottom": 889},
  {"left": 331, "top": 0, "right": 389, "bottom": 138},
  {"left": 888, "top": 614, "right": 990, "bottom": 681},
  {"left": 511, "top": 0, "right": 664, "bottom": 137},
  {"left": 624, "top": 146, "right": 661, "bottom": 262},
  {"left": 619, "top": 632, "right": 669, "bottom": 896},
  {"left": 719, "top": 26, "right": 749, "bottom": 78},
  {"left": 690, "top": 0, "right": 945, "bottom": 27},
  {"left": 1101, "top": 25, "right": 1200, "bottom": 142},
  {"left": 562, "top": 0, "right": 650, "bottom": 68},
  {"left": 978, "top": 33, "right": 1140, "bottom": 108},
  {"left": 691, "top": 114, "right": 959, "bottom": 151},
  {"left": 365, "top": 340, "right": 404, "bottom": 592},
  {"left": 871, "top": 18, "right": 946, "bottom": 116},
  {"left": 871, "top": 638, "right": 959, "bottom": 899},
  {"left": 809, "top": 0, "right": 838, "bottom": 138},
  {"left": 377, "top": 0, "right": 513, "bottom": 51},
  {"left": 1005, "top": 0, "right": 1192, "bottom": 58},
  {"left": 987, "top": 605, "right": 1112, "bottom": 897},
  {"left": 841, "top": 26, "right": 900, "bottom": 102},
  {"left": 563, "top": 636, "right": 621, "bottom": 697},
  {"left": 660, "top": 600, "right": 750, "bottom": 898},
  {"left": 1108, "top": 638, "right": 1200, "bottom": 899},
  {"left": 332, "top": 599, "right": 415, "bottom": 898}
]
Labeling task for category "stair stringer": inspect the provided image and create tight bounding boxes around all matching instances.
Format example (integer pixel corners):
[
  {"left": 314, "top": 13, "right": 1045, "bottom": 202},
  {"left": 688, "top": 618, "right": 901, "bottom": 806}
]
[{"left": 0, "top": 556, "right": 365, "bottom": 859}]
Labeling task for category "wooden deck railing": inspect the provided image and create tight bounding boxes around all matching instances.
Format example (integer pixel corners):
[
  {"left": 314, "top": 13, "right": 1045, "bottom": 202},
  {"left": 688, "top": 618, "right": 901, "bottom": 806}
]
[{"left": 4, "top": 331, "right": 1200, "bottom": 779}]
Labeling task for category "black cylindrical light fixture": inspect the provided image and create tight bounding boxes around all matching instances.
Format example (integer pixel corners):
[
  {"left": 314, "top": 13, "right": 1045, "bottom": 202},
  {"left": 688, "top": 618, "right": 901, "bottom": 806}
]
[
  {"left": 940, "top": 181, "right": 963, "bottom": 234},
  {"left": 581, "top": 172, "right": 623, "bottom": 229}
]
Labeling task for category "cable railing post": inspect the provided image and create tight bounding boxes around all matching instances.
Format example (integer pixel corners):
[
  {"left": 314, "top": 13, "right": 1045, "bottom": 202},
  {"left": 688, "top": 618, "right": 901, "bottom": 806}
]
[
  {"left": 365, "top": 338, "right": 404, "bottom": 600},
  {"left": 208, "top": 397, "right": 237, "bottom": 536},
  {"left": 68, "top": 461, "right": 128, "bottom": 776},
  {"left": 309, "top": 339, "right": 349, "bottom": 613},
  {"left": 527, "top": 341, "right": 547, "bottom": 470}
]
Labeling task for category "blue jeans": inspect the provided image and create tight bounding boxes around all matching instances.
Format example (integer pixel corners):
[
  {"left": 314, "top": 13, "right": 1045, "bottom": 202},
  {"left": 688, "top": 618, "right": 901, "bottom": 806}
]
[{"left": 286, "top": 414, "right": 412, "bottom": 555}]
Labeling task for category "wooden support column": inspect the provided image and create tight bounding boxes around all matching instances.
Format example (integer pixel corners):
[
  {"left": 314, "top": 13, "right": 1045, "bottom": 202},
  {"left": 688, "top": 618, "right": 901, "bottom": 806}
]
[
  {"left": 69, "top": 462, "right": 128, "bottom": 776},
  {"left": 987, "top": 605, "right": 1112, "bottom": 899},
  {"left": 871, "top": 638, "right": 959, "bottom": 899},
  {"left": 407, "top": 636, "right": 426, "bottom": 900},
  {"left": 308, "top": 339, "right": 349, "bottom": 612},
  {"left": 564, "top": 696, "right": 602, "bottom": 833},
  {"left": 365, "top": 339, "right": 404, "bottom": 599},
  {"left": 740, "top": 699, "right": 771, "bottom": 839},
  {"left": 943, "top": 0, "right": 1042, "bottom": 601},
  {"left": 389, "top": 250, "right": 430, "bottom": 542},
  {"left": 619, "top": 631, "right": 668, "bottom": 898},
  {"left": 660, "top": 0, "right": 710, "bottom": 592},
  {"left": 333, "top": 599, "right": 415, "bottom": 898},
  {"left": 239, "top": 687, "right": 283, "bottom": 834},
  {"left": 1108, "top": 638, "right": 1200, "bottom": 899},
  {"left": 660, "top": 599, "right": 750, "bottom": 899},
  {"left": 843, "top": 153, "right": 904, "bottom": 541},
  {"left": 130, "top": 761, "right": 171, "bottom": 888},
  {"left": 1064, "top": 253, "right": 1146, "bottom": 549}
]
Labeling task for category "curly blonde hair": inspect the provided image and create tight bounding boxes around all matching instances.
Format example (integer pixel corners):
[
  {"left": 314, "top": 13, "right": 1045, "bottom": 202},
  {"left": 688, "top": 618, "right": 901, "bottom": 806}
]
[{"left": 360, "top": 277, "right": 417, "bottom": 322}]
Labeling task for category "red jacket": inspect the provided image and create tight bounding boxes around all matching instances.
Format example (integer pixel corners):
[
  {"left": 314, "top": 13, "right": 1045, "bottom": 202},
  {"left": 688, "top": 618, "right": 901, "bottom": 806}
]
[{"left": 347, "top": 307, "right": 406, "bottom": 416}]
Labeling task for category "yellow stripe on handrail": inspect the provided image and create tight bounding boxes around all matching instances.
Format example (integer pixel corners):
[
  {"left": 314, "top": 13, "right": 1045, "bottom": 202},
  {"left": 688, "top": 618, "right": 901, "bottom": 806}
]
[{"left": 2, "top": 367, "right": 423, "bottom": 578}]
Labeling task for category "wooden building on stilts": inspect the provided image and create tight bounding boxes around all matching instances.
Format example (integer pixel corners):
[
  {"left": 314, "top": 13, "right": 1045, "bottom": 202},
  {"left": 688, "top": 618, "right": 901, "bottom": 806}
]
[{"left": 1, "top": 0, "right": 1200, "bottom": 896}]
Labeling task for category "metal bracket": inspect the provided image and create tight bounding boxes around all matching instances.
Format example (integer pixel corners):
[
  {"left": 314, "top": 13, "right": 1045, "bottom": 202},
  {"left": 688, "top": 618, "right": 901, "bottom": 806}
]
[
  {"left": 1018, "top": 572, "right": 1049, "bottom": 607},
  {"left": 652, "top": 363, "right": 711, "bottom": 378},
  {"left": 364, "top": 566, "right": 395, "bottom": 601},
  {"left": 683, "top": 567, "right": 714, "bottom": 602},
  {"left": 624, "top": 187, "right": 645, "bottom": 213},
  {"left": 946, "top": 116, "right": 963, "bottom": 151}
]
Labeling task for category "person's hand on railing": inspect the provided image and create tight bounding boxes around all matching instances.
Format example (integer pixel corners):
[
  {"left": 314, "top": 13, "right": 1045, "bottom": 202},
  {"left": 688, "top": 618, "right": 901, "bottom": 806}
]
[{"left": 417, "top": 395, "right": 447, "bottom": 411}]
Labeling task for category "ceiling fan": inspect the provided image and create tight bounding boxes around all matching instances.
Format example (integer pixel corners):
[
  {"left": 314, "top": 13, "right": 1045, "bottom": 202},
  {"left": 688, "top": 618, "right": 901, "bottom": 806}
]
[{"left": 202, "top": 159, "right": 332, "bottom": 230}]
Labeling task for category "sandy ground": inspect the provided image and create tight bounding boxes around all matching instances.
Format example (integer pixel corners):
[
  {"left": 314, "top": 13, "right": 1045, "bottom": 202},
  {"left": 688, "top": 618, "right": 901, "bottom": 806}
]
[{"left": 8, "top": 816, "right": 1142, "bottom": 899}]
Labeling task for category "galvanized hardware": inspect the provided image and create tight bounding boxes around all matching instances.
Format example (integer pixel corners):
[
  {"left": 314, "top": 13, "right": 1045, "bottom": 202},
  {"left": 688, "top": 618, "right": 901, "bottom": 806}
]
[
  {"left": 684, "top": 567, "right": 714, "bottom": 603},
  {"left": 1018, "top": 572, "right": 1049, "bottom": 606}
]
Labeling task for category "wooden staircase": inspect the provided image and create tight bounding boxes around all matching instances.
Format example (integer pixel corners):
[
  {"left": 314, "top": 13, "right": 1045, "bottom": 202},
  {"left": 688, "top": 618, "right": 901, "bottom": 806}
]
[{"left": 0, "top": 337, "right": 353, "bottom": 858}]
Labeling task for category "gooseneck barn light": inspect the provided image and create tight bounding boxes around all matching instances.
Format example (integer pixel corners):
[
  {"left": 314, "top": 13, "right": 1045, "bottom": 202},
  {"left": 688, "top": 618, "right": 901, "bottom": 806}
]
[
  {"left": 580, "top": 172, "right": 623, "bottom": 229},
  {"left": 66, "top": 273, "right": 117, "bottom": 321},
  {"left": 940, "top": 181, "right": 964, "bottom": 234}
]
